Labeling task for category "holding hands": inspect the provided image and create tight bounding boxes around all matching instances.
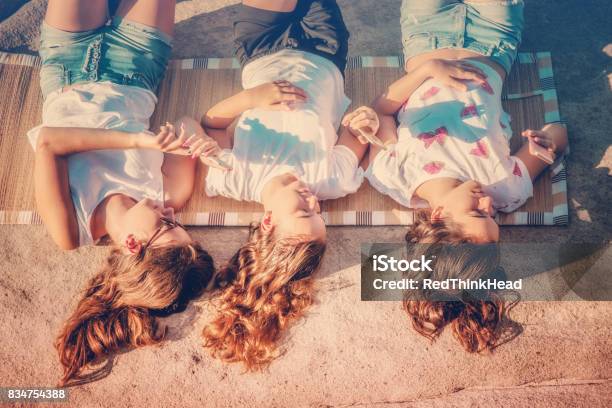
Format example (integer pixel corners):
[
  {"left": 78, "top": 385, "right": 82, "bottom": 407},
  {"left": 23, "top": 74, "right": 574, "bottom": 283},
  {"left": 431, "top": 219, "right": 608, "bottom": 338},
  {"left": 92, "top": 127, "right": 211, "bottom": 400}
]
[
  {"left": 521, "top": 127, "right": 565, "bottom": 164},
  {"left": 342, "top": 106, "right": 384, "bottom": 148},
  {"left": 138, "top": 120, "right": 230, "bottom": 170}
]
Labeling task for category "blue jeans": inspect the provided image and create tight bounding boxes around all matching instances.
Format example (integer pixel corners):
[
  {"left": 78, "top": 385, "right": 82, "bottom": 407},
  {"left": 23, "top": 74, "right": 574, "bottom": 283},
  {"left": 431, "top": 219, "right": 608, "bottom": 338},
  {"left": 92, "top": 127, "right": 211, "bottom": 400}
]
[
  {"left": 400, "top": 0, "right": 524, "bottom": 74},
  {"left": 39, "top": 17, "right": 172, "bottom": 99}
]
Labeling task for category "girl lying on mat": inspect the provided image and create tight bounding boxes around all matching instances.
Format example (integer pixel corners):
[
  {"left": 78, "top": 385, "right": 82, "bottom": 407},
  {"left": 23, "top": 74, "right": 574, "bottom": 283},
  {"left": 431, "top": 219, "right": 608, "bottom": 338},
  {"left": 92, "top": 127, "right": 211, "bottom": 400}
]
[
  {"left": 363, "top": 0, "right": 567, "bottom": 352},
  {"left": 186, "top": 0, "right": 375, "bottom": 370},
  {"left": 26, "top": 0, "right": 215, "bottom": 386}
]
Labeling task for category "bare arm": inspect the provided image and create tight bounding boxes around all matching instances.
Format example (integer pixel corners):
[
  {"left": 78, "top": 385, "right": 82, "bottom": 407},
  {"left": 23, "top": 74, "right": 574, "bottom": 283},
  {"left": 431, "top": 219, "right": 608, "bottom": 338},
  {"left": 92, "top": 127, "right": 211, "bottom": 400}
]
[
  {"left": 161, "top": 117, "right": 201, "bottom": 210},
  {"left": 373, "top": 59, "right": 487, "bottom": 115},
  {"left": 33, "top": 126, "right": 182, "bottom": 249},
  {"left": 336, "top": 106, "right": 381, "bottom": 164},
  {"left": 202, "top": 81, "right": 308, "bottom": 130},
  {"left": 336, "top": 125, "right": 369, "bottom": 164},
  {"left": 373, "top": 65, "right": 430, "bottom": 116},
  {"left": 33, "top": 127, "right": 154, "bottom": 249},
  {"left": 34, "top": 126, "right": 147, "bottom": 155},
  {"left": 202, "top": 89, "right": 256, "bottom": 130},
  {"left": 367, "top": 114, "right": 399, "bottom": 166},
  {"left": 34, "top": 144, "right": 79, "bottom": 250},
  {"left": 515, "top": 123, "right": 568, "bottom": 181}
]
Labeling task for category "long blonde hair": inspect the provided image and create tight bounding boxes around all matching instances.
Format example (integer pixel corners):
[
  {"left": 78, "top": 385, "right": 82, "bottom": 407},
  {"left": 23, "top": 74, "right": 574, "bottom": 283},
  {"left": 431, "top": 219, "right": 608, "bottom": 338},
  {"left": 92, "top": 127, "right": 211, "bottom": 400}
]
[
  {"left": 403, "top": 210, "right": 519, "bottom": 352},
  {"left": 56, "top": 243, "right": 214, "bottom": 386},
  {"left": 203, "top": 223, "right": 325, "bottom": 370}
]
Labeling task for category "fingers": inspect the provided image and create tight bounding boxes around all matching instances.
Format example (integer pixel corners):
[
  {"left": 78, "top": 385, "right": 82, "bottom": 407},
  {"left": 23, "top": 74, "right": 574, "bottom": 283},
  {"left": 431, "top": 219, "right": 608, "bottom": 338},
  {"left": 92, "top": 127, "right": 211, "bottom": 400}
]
[
  {"left": 163, "top": 122, "right": 190, "bottom": 152},
  {"left": 268, "top": 102, "right": 292, "bottom": 111},
  {"left": 156, "top": 122, "right": 180, "bottom": 150},
  {"left": 278, "top": 92, "right": 306, "bottom": 103},
  {"left": 189, "top": 138, "right": 220, "bottom": 159},
  {"left": 342, "top": 110, "right": 359, "bottom": 127},
  {"left": 522, "top": 129, "right": 547, "bottom": 139},
  {"left": 523, "top": 129, "right": 557, "bottom": 154},
  {"left": 273, "top": 80, "right": 307, "bottom": 101},
  {"left": 343, "top": 106, "right": 377, "bottom": 127},
  {"left": 445, "top": 78, "right": 469, "bottom": 92},
  {"left": 343, "top": 107, "right": 380, "bottom": 144},
  {"left": 455, "top": 62, "right": 487, "bottom": 80},
  {"left": 155, "top": 125, "right": 169, "bottom": 145},
  {"left": 451, "top": 67, "right": 486, "bottom": 83},
  {"left": 534, "top": 137, "right": 556, "bottom": 151},
  {"left": 351, "top": 118, "right": 376, "bottom": 131},
  {"left": 183, "top": 133, "right": 200, "bottom": 148}
]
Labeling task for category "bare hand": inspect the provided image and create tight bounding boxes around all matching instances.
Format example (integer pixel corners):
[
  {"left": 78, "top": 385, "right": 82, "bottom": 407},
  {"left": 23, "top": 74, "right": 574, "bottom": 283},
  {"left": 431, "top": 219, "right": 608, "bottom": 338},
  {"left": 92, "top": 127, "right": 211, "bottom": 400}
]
[
  {"left": 247, "top": 80, "right": 308, "bottom": 110},
  {"left": 425, "top": 59, "right": 487, "bottom": 92},
  {"left": 140, "top": 122, "right": 190, "bottom": 153},
  {"left": 522, "top": 129, "right": 559, "bottom": 153},
  {"left": 139, "top": 121, "right": 228, "bottom": 170},
  {"left": 342, "top": 106, "right": 380, "bottom": 144}
]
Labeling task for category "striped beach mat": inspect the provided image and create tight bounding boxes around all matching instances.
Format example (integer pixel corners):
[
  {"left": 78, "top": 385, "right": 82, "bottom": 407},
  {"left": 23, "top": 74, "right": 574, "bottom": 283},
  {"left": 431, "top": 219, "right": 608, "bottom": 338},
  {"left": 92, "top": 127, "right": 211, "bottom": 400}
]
[{"left": 0, "top": 52, "right": 567, "bottom": 226}]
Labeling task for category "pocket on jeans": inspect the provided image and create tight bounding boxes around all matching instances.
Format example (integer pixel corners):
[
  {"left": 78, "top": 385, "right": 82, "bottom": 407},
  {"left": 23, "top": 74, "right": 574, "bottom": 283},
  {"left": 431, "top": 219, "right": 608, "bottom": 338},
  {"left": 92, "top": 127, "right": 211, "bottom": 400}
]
[{"left": 403, "top": 32, "right": 434, "bottom": 54}]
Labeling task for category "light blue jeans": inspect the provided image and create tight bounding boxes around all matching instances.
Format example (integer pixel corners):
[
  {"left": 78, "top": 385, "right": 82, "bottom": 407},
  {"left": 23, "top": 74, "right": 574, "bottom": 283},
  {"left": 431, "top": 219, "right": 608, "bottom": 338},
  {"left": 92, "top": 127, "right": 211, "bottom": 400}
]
[
  {"left": 39, "top": 17, "right": 172, "bottom": 99},
  {"left": 400, "top": 0, "right": 524, "bottom": 74}
]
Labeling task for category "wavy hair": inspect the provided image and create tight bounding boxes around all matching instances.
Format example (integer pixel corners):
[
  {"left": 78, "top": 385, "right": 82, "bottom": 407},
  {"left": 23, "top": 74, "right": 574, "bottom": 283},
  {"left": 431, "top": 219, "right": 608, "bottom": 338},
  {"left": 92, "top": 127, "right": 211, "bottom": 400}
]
[
  {"left": 203, "top": 223, "right": 325, "bottom": 370},
  {"left": 402, "top": 209, "right": 519, "bottom": 352},
  {"left": 56, "top": 243, "right": 214, "bottom": 386}
]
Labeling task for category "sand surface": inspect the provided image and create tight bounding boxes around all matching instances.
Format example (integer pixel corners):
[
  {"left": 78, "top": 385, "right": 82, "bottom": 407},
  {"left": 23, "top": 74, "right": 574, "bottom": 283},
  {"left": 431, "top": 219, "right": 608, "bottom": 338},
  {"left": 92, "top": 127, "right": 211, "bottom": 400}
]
[{"left": 1, "top": 1, "right": 611, "bottom": 407}]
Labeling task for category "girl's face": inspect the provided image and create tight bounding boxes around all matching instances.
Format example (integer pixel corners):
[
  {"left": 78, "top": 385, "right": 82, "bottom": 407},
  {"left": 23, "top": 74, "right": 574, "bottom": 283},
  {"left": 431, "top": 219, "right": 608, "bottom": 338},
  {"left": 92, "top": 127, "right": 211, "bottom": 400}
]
[
  {"left": 435, "top": 180, "right": 499, "bottom": 243},
  {"left": 263, "top": 176, "right": 326, "bottom": 242},
  {"left": 121, "top": 198, "right": 192, "bottom": 247}
]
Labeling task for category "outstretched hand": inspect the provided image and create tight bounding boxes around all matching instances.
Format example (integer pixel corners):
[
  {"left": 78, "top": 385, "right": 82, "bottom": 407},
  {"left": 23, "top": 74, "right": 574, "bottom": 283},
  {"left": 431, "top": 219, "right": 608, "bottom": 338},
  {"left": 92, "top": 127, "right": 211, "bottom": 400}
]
[
  {"left": 139, "top": 122, "right": 191, "bottom": 153},
  {"left": 139, "top": 121, "right": 229, "bottom": 170}
]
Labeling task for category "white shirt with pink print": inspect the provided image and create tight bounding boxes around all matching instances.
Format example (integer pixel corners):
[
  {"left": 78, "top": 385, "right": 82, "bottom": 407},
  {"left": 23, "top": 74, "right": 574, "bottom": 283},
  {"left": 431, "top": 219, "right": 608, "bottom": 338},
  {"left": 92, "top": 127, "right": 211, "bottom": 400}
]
[{"left": 365, "top": 60, "right": 532, "bottom": 213}]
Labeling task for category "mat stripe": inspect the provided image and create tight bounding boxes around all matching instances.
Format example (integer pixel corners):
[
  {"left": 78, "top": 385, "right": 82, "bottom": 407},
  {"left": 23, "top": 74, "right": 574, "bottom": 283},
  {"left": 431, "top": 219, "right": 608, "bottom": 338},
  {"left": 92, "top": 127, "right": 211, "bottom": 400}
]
[{"left": 0, "top": 51, "right": 40, "bottom": 67}]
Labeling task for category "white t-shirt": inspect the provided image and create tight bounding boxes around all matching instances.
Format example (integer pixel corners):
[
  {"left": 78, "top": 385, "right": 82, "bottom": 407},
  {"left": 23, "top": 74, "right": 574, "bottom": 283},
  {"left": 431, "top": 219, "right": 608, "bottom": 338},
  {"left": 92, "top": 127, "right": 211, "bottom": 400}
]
[
  {"left": 365, "top": 61, "right": 532, "bottom": 213},
  {"left": 27, "top": 82, "right": 164, "bottom": 246},
  {"left": 205, "top": 49, "right": 364, "bottom": 202}
]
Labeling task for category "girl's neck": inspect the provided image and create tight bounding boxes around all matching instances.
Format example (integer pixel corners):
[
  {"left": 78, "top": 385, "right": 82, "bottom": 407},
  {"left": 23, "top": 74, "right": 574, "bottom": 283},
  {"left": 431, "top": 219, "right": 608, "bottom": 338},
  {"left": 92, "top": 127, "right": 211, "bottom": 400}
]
[
  {"left": 91, "top": 194, "right": 136, "bottom": 243},
  {"left": 414, "top": 177, "right": 461, "bottom": 208}
]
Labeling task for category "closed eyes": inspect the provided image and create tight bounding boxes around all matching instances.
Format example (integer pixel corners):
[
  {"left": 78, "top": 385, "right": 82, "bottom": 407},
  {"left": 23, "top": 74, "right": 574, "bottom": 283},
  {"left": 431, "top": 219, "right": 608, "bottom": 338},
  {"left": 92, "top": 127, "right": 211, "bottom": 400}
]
[{"left": 468, "top": 210, "right": 490, "bottom": 218}]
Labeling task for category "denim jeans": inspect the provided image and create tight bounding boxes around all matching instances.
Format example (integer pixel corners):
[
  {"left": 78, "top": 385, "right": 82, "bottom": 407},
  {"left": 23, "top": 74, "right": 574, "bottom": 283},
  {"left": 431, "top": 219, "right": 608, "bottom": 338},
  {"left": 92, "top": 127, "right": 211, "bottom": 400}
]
[
  {"left": 400, "top": 0, "right": 524, "bottom": 74},
  {"left": 39, "top": 16, "right": 172, "bottom": 99}
]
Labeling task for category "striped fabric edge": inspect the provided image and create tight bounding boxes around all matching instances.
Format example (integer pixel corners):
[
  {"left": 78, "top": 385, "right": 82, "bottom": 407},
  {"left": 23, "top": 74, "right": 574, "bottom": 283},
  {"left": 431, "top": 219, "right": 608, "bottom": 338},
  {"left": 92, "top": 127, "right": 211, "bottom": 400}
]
[
  {"left": 0, "top": 51, "right": 40, "bottom": 67},
  {"left": 537, "top": 51, "right": 569, "bottom": 226},
  {"left": 0, "top": 211, "right": 42, "bottom": 224},
  {"left": 176, "top": 210, "right": 416, "bottom": 227},
  {"left": 174, "top": 56, "right": 408, "bottom": 70},
  {"left": 0, "top": 51, "right": 547, "bottom": 72}
]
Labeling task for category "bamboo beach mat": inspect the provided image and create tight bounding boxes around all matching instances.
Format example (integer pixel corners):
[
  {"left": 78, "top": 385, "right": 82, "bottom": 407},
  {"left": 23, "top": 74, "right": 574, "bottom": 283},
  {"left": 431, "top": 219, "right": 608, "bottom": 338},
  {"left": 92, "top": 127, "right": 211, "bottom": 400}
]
[{"left": 0, "top": 52, "right": 567, "bottom": 226}]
